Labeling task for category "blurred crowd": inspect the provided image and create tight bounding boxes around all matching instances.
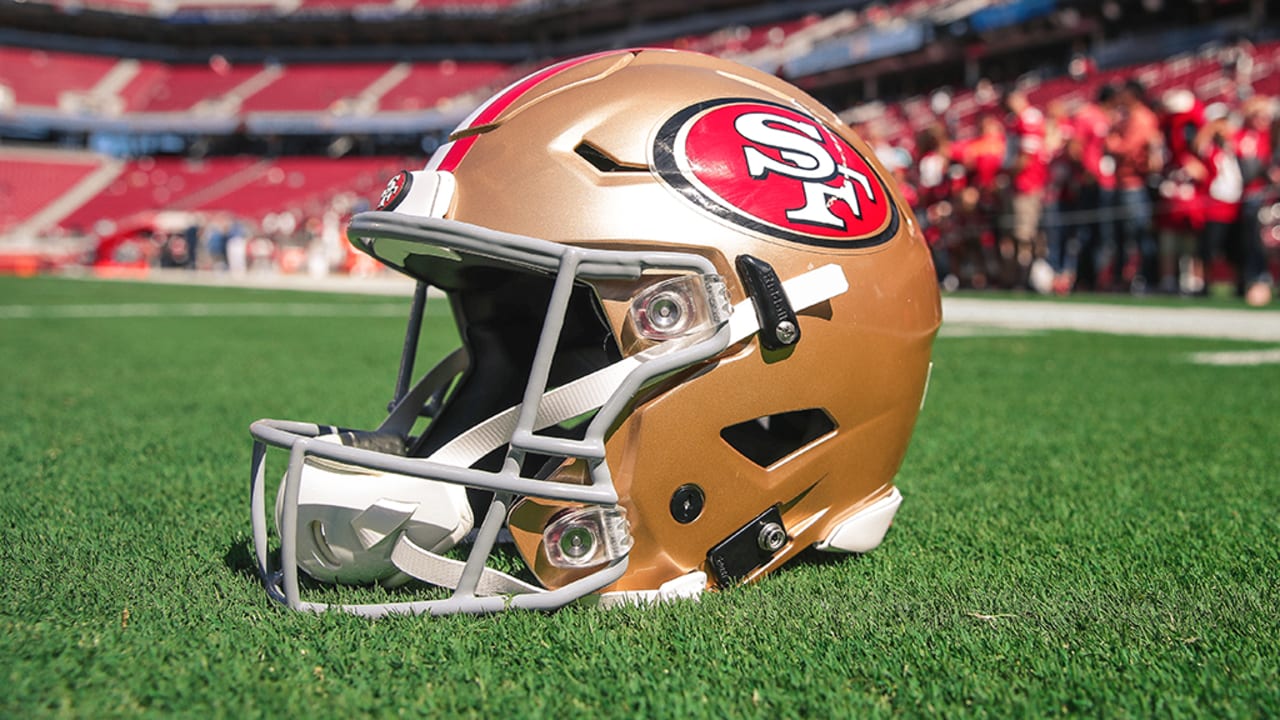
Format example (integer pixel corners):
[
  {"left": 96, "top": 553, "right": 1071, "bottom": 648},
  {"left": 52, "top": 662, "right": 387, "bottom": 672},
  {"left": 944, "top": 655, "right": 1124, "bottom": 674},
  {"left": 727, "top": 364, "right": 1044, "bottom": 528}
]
[
  {"left": 93, "top": 76, "right": 1280, "bottom": 308},
  {"left": 90, "top": 196, "right": 389, "bottom": 278},
  {"left": 873, "top": 80, "right": 1279, "bottom": 306}
]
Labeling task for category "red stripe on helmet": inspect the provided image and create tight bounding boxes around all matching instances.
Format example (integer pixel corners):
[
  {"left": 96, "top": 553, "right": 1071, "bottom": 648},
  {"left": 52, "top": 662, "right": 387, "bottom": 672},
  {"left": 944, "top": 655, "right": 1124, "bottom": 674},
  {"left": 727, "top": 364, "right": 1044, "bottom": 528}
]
[{"left": 433, "top": 50, "right": 635, "bottom": 172}]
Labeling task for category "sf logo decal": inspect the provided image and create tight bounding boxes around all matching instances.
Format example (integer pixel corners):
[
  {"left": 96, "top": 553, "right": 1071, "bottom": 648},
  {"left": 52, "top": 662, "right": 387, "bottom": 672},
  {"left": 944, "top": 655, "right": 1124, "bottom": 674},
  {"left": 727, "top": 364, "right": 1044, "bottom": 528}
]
[
  {"left": 377, "top": 171, "right": 412, "bottom": 212},
  {"left": 736, "top": 112, "right": 877, "bottom": 230},
  {"left": 652, "top": 99, "right": 897, "bottom": 248}
]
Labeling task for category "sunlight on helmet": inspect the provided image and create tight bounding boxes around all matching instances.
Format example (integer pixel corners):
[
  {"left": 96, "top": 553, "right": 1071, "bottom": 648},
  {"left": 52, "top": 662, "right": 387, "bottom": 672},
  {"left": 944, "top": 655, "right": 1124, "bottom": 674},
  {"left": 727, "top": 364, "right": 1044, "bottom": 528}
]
[{"left": 247, "top": 48, "right": 939, "bottom": 617}]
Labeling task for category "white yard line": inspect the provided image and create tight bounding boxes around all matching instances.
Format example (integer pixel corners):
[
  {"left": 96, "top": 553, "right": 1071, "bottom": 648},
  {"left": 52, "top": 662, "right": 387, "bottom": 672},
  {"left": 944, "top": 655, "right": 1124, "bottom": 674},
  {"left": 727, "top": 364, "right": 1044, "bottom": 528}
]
[
  {"left": 942, "top": 298, "right": 1280, "bottom": 342},
  {"left": 60, "top": 268, "right": 420, "bottom": 297},
  {"left": 937, "top": 325, "right": 1041, "bottom": 338},
  {"left": 28, "top": 272, "right": 1280, "bottom": 343},
  {"left": 1186, "top": 348, "right": 1280, "bottom": 366},
  {"left": 0, "top": 303, "right": 411, "bottom": 319}
]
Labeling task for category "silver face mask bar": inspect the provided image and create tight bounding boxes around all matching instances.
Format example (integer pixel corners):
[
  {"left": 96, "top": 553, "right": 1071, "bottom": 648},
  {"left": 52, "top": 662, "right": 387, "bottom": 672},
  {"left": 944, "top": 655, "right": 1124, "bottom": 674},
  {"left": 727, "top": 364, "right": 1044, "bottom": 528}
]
[{"left": 249, "top": 212, "right": 737, "bottom": 617}]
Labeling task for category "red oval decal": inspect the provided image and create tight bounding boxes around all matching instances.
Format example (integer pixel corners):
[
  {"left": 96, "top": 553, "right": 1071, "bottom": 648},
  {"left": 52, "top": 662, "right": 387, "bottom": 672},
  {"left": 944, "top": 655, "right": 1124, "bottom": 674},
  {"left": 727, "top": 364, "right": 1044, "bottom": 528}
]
[
  {"left": 377, "top": 170, "right": 412, "bottom": 211},
  {"left": 652, "top": 99, "right": 897, "bottom": 247}
]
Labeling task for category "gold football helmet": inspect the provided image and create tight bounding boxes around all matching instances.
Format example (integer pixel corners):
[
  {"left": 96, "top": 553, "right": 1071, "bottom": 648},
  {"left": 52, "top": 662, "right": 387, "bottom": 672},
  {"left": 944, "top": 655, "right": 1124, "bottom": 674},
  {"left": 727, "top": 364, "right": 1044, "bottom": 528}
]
[{"left": 249, "top": 48, "right": 939, "bottom": 615}]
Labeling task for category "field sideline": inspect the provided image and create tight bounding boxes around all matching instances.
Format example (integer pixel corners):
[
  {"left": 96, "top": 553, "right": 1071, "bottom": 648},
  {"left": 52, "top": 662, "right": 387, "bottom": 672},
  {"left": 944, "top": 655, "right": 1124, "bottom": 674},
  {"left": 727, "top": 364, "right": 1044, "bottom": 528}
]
[
  {"left": 41, "top": 268, "right": 1280, "bottom": 340},
  {"left": 1, "top": 274, "right": 1277, "bottom": 717}
]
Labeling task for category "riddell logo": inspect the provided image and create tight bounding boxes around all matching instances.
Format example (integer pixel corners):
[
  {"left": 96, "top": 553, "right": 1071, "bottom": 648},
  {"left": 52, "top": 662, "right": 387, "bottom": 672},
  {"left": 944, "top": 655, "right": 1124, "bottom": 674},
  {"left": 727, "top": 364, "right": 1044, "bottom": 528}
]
[{"left": 651, "top": 99, "right": 897, "bottom": 247}]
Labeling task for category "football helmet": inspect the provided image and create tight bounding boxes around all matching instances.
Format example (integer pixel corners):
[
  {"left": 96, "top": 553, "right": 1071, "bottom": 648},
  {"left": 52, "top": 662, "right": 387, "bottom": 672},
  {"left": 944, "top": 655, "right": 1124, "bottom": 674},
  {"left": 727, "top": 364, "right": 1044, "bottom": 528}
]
[{"left": 249, "top": 48, "right": 940, "bottom": 616}]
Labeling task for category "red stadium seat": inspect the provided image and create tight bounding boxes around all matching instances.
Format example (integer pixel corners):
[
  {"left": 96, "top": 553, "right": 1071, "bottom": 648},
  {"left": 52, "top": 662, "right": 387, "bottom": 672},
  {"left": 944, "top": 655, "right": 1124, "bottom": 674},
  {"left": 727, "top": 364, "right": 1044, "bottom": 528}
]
[
  {"left": 54, "top": 156, "right": 405, "bottom": 233},
  {"left": 187, "top": 156, "right": 403, "bottom": 216},
  {"left": 0, "top": 150, "right": 105, "bottom": 234},
  {"left": 0, "top": 47, "right": 117, "bottom": 108},
  {"left": 119, "top": 61, "right": 267, "bottom": 113},
  {"left": 238, "top": 63, "right": 396, "bottom": 113},
  {"left": 377, "top": 62, "right": 509, "bottom": 112},
  {"left": 59, "top": 157, "right": 261, "bottom": 232}
]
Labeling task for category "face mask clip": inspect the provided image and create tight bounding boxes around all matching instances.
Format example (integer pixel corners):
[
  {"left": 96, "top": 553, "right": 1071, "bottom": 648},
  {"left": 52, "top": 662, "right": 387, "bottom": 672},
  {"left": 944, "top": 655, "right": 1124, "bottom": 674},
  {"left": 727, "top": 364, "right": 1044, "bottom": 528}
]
[{"left": 735, "top": 255, "right": 801, "bottom": 351}]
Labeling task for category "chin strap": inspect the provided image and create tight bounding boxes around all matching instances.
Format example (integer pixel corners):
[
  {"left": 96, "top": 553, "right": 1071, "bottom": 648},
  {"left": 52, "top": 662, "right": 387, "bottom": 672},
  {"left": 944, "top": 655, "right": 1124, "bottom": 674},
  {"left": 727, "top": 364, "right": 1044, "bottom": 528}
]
[
  {"left": 391, "top": 535, "right": 540, "bottom": 595},
  {"left": 389, "top": 263, "right": 850, "bottom": 593}
]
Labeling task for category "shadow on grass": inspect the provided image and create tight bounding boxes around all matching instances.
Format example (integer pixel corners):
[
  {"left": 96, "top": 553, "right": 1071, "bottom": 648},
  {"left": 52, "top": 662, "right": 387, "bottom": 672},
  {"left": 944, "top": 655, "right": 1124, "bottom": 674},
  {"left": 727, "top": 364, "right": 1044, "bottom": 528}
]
[
  {"left": 223, "top": 527, "right": 865, "bottom": 607},
  {"left": 221, "top": 531, "right": 544, "bottom": 605},
  {"left": 789, "top": 543, "right": 868, "bottom": 569},
  {"left": 223, "top": 535, "right": 259, "bottom": 581}
]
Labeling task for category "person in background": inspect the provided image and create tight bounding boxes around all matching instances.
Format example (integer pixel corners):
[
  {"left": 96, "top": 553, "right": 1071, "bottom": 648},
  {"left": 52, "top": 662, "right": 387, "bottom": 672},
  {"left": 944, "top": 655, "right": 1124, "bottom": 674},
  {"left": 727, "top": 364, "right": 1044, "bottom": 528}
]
[
  {"left": 204, "top": 213, "right": 231, "bottom": 271},
  {"left": 225, "top": 218, "right": 248, "bottom": 275},
  {"left": 1236, "top": 96, "right": 1275, "bottom": 306},
  {"left": 915, "top": 124, "right": 956, "bottom": 288},
  {"left": 1042, "top": 99, "right": 1076, "bottom": 294},
  {"left": 1070, "top": 84, "right": 1118, "bottom": 292},
  {"left": 1156, "top": 89, "right": 1207, "bottom": 294},
  {"left": 1195, "top": 102, "right": 1244, "bottom": 297},
  {"left": 953, "top": 114, "right": 1006, "bottom": 288},
  {"left": 1106, "top": 78, "right": 1163, "bottom": 292},
  {"left": 1001, "top": 88, "right": 1050, "bottom": 290}
]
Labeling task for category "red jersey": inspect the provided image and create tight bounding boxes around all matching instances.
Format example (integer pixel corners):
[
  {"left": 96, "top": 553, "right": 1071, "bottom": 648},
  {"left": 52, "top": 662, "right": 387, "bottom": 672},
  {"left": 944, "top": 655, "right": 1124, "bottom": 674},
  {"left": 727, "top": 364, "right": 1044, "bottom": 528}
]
[
  {"left": 1236, "top": 126, "right": 1273, "bottom": 196},
  {"left": 1158, "top": 102, "right": 1206, "bottom": 231},
  {"left": 1072, "top": 102, "right": 1115, "bottom": 191},
  {"left": 916, "top": 149, "right": 950, "bottom": 205},
  {"left": 1109, "top": 103, "right": 1160, "bottom": 190},
  {"left": 1008, "top": 106, "right": 1049, "bottom": 194},
  {"left": 1201, "top": 141, "right": 1243, "bottom": 224},
  {"left": 954, "top": 131, "right": 1005, "bottom": 192}
]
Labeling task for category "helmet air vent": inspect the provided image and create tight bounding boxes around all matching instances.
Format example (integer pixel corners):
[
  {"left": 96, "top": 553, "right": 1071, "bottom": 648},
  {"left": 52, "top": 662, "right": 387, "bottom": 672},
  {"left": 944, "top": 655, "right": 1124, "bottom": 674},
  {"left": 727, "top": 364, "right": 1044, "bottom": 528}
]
[
  {"left": 574, "top": 142, "right": 647, "bottom": 173},
  {"left": 719, "top": 409, "right": 836, "bottom": 468}
]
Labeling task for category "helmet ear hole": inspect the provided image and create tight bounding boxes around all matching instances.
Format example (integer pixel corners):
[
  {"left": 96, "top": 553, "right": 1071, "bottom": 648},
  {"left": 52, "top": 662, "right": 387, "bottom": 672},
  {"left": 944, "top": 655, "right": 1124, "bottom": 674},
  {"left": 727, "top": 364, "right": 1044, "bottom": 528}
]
[
  {"left": 670, "top": 484, "right": 705, "bottom": 524},
  {"left": 719, "top": 409, "right": 836, "bottom": 467},
  {"left": 309, "top": 521, "right": 341, "bottom": 570}
]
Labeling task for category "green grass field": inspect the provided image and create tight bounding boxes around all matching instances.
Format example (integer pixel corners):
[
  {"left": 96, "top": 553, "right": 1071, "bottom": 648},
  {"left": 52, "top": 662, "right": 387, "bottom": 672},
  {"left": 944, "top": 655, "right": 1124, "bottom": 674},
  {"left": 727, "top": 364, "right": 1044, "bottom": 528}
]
[{"left": 1, "top": 275, "right": 1277, "bottom": 717}]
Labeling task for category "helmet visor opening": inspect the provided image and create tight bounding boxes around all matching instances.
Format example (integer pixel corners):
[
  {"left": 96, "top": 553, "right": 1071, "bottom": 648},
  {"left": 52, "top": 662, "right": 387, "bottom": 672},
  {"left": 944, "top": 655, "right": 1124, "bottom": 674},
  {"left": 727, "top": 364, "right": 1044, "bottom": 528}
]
[{"left": 409, "top": 263, "right": 623, "bottom": 478}]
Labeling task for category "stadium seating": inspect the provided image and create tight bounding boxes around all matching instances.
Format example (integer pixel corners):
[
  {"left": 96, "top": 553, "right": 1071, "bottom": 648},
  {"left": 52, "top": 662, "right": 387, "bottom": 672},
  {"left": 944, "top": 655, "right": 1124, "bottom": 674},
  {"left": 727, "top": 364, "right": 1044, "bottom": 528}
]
[
  {"left": 0, "top": 150, "right": 107, "bottom": 234},
  {"left": 181, "top": 156, "right": 402, "bottom": 217},
  {"left": 412, "top": 0, "right": 524, "bottom": 9},
  {"left": 3, "top": 0, "right": 1275, "bottom": 267},
  {"left": 58, "top": 156, "right": 262, "bottom": 233},
  {"left": 377, "top": 61, "right": 509, "bottom": 112},
  {"left": 847, "top": 38, "right": 1280, "bottom": 149},
  {"left": 292, "top": 0, "right": 396, "bottom": 8},
  {"left": 1253, "top": 43, "right": 1280, "bottom": 96},
  {"left": 12, "top": 0, "right": 526, "bottom": 14},
  {"left": 667, "top": 17, "right": 814, "bottom": 56},
  {"left": 53, "top": 155, "right": 402, "bottom": 233},
  {"left": 0, "top": 46, "right": 511, "bottom": 119},
  {"left": 0, "top": 47, "right": 118, "bottom": 109},
  {"left": 119, "top": 61, "right": 267, "bottom": 113},
  {"left": 237, "top": 63, "right": 394, "bottom": 113}
]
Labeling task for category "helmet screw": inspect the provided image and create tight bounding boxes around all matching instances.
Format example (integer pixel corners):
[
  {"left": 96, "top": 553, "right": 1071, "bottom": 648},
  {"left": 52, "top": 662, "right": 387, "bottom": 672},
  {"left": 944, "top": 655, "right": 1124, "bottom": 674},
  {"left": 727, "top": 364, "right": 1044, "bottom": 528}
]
[
  {"left": 757, "top": 522, "right": 787, "bottom": 552},
  {"left": 774, "top": 320, "right": 798, "bottom": 346}
]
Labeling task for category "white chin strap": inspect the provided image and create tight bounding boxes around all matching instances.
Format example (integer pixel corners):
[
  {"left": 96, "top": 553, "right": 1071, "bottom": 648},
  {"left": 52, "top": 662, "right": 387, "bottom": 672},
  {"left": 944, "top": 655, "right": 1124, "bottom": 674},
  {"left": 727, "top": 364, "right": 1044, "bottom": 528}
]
[{"left": 286, "top": 263, "right": 850, "bottom": 593}]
